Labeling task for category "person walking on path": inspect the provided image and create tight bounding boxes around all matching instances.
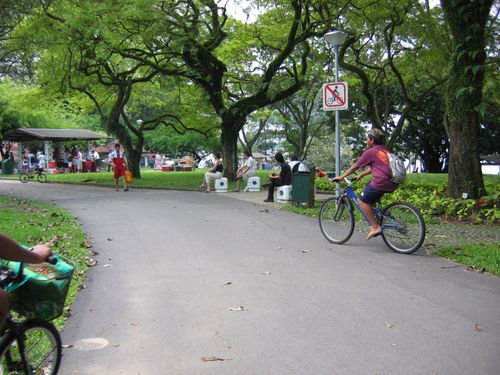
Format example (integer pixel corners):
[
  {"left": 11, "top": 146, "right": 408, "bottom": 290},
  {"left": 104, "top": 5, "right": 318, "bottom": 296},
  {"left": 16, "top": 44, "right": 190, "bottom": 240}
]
[
  {"left": 263, "top": 152, "right": 291, "bottom": 203},
  {"left": 331, "top": 128, "right": 398, "bottom": 240},
  {"left": 233, "top": 151, "right": 257, "bottom": 192},
  {"left": 200, "top": 152, "right": 223, "bottom": 193},
  {"left": 92, "top": 149, "right": 101, "bottom": 172},
  {"left": 108, "top": 143, "right": 129, "bottom": 191}
]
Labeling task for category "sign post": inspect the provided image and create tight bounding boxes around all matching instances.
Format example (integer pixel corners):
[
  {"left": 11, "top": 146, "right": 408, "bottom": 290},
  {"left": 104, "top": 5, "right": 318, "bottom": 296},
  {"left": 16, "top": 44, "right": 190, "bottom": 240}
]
[{"left": 322, "top": 82, "right": 348, "bottom": 111}]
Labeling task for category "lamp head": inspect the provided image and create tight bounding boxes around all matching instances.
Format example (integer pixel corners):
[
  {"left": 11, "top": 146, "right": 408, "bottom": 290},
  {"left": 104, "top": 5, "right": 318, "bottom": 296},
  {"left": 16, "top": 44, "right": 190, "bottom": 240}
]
[{"left": 324, "top": 30, "right": 347, "bottom": 47}]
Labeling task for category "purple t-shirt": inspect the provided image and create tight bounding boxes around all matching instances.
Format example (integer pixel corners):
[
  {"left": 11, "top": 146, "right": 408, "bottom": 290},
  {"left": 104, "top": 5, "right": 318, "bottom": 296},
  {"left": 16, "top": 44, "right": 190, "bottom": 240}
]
[{"left": 354, "top": 145, "right": 397, "bottom": 192}]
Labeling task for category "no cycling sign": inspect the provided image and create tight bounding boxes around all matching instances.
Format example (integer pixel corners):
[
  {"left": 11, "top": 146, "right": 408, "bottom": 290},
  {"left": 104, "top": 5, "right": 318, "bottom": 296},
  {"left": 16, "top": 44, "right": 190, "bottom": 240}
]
[{"left": 322, "top": 82, "right": 348, "bottom": 111}]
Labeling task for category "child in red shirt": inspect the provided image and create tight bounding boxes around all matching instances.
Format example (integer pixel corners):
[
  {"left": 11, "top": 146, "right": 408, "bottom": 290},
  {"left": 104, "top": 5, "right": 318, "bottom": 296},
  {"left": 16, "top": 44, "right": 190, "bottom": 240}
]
[{"left": 108, "top": 143, "right": 129, "bottom": 191}]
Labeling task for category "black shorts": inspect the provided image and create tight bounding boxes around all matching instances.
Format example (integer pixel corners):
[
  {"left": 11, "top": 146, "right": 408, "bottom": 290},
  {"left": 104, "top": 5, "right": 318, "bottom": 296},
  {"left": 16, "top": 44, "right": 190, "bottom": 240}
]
[{"left": 359, "top": 182, "right": 386, "bottom": 204}]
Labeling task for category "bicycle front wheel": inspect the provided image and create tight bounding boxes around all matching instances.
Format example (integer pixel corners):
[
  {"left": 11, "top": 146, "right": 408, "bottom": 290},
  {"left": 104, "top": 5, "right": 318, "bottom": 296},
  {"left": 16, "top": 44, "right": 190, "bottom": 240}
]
[
  {"left": 319, "top": 196, "right": 355, "bottom": 244},
  {"left": 381, "top": 202, "right": 426, "bottom": 254},
  {"left": 0, "top": 319, "right": 62, "bottom": 375},
  {"left": 19, "top": 174, "right": 29, "bottom": 183},
  {"left": 37, "top": 173, "right": 47, "bottom": 183}
]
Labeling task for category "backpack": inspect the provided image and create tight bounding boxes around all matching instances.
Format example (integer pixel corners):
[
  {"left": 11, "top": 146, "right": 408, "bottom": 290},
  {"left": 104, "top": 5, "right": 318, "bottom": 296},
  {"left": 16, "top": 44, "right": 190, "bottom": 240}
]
[{"left": 387, "top": 152, "right": 406, "bottom": 184}]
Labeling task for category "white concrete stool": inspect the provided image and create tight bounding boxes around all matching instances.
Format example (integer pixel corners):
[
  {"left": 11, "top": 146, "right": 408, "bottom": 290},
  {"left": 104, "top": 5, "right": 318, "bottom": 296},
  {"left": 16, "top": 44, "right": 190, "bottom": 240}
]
[
  {"left": 244, "top": 176, "right": 261, "bottom": 192},
  {"left": 215, "top": 177, "right": 228, "bottom": 192},
  {"left": 277, "top": 185, "right": 292, "bottom": 202}
]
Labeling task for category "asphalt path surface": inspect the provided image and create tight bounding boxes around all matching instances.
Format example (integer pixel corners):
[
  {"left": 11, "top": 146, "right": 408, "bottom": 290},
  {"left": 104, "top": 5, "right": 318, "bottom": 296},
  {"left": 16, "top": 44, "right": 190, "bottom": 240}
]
[{"left": 1, "top": 181, "right": 499, "bottom": 375}]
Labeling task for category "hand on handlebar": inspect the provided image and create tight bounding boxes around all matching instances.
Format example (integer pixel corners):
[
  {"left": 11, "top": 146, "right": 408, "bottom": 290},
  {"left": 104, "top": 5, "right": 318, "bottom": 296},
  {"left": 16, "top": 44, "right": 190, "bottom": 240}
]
[
  {"left": 330, "top": 176, "right": 343, "bottom": 182},
  {"left": 30, "top": 244, "right": 52, "bottom": 263}
]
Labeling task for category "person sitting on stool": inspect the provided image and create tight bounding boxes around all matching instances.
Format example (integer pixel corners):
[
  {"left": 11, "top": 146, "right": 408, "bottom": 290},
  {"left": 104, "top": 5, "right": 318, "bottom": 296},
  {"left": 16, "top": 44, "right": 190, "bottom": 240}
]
[{"left": 263, "top": 152, "right": 291, "bottom": 203}]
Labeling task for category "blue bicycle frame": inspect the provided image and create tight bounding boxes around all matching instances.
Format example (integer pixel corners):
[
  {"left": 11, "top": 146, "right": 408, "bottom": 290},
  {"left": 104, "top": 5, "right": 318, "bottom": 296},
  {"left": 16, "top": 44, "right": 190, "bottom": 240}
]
[{"left": 340, "top": 178, "right": 401, "bottom": 231}]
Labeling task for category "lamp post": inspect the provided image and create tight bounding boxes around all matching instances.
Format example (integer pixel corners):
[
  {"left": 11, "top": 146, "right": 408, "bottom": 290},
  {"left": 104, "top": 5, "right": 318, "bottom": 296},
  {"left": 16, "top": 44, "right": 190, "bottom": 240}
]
[{"left": 324, "top": 30, "right": 347, "bottom": 192}]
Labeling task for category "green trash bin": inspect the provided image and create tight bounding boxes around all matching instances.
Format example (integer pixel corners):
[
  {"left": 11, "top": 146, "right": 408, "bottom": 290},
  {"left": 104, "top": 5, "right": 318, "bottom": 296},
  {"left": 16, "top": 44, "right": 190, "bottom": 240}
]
[
  {"left": 1, "top": 160, "right": 14, "bottom": 175},
  {"left": 291, "top": 160, "right": 315, "bottom": 207}
]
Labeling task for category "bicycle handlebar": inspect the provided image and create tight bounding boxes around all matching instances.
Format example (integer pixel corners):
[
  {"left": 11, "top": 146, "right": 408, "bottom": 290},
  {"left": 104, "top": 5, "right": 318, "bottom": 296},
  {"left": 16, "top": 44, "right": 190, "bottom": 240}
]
[{"left": 1, "top": 254, "right": 59, "bottom": 287}]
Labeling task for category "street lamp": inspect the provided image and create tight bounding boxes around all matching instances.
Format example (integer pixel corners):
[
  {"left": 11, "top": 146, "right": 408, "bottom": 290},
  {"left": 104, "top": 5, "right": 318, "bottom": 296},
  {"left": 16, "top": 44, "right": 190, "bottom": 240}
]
[{"left": 324, "top": 30, "right": 347, "bottom": 193}]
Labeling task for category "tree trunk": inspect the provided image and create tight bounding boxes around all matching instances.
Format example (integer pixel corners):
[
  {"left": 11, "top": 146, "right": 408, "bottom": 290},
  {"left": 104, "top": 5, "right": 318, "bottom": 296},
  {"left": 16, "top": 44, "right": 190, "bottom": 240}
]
[
  {"left": 221, "top": 126, "right": 239, "bottom": 180},
  {"left": 220, "top": 111, "right": 248, "bottom": 180},
  {"left": 126, "top": 147, "right": 142, "bottom": 178},
  {"left": 421, "top": 144, "right": 442, "bottom": 173},
  {"left": 441, "top": 0, "right": 491, "bottom": 198}
]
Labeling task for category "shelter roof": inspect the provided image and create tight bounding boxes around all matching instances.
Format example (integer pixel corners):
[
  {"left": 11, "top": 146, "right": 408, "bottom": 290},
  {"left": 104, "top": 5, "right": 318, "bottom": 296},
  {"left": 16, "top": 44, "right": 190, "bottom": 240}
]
[
  {"left": 3, "top": 128, "right": 109, "bottom": 142},
  {"left": 252, "top": 152, "right": 269, "bottom": 159}
]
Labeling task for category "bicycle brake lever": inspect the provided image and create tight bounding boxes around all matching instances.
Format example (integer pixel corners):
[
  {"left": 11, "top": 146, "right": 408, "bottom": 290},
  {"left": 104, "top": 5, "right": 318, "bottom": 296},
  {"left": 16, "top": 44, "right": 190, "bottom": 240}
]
[{"left": 46, "top": 255, "right": 58, "bottom": 265}]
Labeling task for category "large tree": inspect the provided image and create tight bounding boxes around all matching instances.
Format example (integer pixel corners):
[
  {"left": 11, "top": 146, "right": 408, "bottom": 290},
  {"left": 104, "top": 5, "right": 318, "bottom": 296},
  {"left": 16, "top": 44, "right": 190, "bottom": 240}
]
[
  {"left": 441, "top": 0, "right": 493, "bottom": 198},
  {"left": 337, "top": 0, "right": 449, "bottom": 150},
  {"left": 115, "top": 0, "right": 339, "bottom": 178},
  {"left": 10, "top": 0, "right": 216, "bottom": 178}
]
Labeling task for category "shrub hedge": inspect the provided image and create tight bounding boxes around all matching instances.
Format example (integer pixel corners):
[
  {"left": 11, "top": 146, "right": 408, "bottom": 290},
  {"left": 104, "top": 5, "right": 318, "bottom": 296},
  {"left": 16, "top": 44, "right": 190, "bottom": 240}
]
[{"left": 315, "top": 174, "right": 500, "bottom": 225}]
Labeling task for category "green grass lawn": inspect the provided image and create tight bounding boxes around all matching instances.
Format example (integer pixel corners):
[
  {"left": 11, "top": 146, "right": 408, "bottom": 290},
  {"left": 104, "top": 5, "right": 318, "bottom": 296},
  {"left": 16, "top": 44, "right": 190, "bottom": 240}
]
[
  {"left": 1, "top": 168, "right": 274, "bottom": 191},
  {"left": 435, "top": 243, "right": 500, "bottom": 277},
  {"left": 0, "top": 196, "right": 89, "bottom": 329},
  {"left": 3, "top": 169, "right": 499, "bottom": 192}
]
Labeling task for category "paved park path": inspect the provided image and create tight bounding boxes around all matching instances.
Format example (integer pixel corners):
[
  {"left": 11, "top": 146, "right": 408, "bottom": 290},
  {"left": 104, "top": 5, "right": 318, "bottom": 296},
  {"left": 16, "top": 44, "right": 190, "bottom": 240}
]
[{"left": 0, "top": 181, "right": 499, "bottom": 375}]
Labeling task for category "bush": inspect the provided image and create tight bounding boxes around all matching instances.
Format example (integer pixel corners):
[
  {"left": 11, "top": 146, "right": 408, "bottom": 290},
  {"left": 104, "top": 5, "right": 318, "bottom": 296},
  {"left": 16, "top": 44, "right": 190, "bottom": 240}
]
[{"left": 314, "top": 175, "right": 500, "bottom": 225}]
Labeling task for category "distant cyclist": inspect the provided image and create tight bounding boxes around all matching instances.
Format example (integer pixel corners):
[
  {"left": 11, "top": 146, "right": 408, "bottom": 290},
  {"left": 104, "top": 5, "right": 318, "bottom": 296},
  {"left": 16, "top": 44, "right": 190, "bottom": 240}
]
[
  {"left": 331, "top": 128, "right": 398, "bottom": 240},
  {"left": 0, "top": 233, "right": 52, "bottom": 328}
]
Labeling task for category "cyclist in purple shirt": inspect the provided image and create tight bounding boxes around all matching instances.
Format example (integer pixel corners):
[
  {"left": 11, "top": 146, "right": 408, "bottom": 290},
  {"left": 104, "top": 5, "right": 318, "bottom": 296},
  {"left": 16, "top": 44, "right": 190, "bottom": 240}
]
[{"left": 332, "top": 129, "right": 398, "bottom": 240}]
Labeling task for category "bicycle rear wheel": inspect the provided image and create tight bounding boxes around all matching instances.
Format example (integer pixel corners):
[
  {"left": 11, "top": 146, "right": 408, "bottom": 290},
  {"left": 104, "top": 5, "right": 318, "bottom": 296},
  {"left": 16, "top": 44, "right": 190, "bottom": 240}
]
[
  {"left": 0, "top": 319, "right": 61, "bottom": 375},
  {"left": 381, "top": 202, "right": 426, "bottom": 254},
  {"left": 19, "top": 174, "right": 29, "bottom": 183},
  {"left": 37, "top": 173, "right": 47, "bottom": 183},
  {"left": 319, "top": 196, "right": 355, "bottom": 244}
]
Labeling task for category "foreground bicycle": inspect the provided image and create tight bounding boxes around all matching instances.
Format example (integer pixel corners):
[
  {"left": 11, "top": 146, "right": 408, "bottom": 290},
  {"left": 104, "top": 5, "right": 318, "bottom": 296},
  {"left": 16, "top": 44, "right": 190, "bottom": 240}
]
[
  {"left": 19, "top": 168, "right": 47, "bottom": 184},
  {"left": 0, "top": 254, "right": 74, "bottom": 374},
  {"left": 319, "top": 178, "right": 426, "bottom": 254}
]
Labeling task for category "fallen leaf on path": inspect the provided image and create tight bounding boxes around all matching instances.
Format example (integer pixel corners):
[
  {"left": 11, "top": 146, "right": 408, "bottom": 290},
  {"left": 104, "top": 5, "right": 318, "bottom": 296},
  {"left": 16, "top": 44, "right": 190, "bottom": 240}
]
[
  {"left": 425, "top": 249, "right": 433, "bottom": 256},
  {"left": 86, "top": 258, "right": 97, "bottom": 267},
  {"left": 81, "top": 240, "right": 92, "bottom": 248},
  {"left": 261, "top": 272, "right": 271, "bottom": 275},
  {"left": 201, "top": 356, "right": 231, "bottom": 362},
  {"left": 107, "top": 237, "right": 113, "bottom": 241},
  {"left": 228, "top": 306, "right": 249, "bottom": 312},
  {"left": 103, "top": 264, "right": 113, "bottom": 267},
  {"left": 479, "top": 268, "right": 486, "bottom": 273},
  {"left": 220, "top": 282, "right": 232, "bottom": 287},
  {"left": 77, "top": 284, "right": 86, "bottom": 291},
  {"left": 91, "top": 250, "right": 100, "bottom": 256},
  {"left": 302, "top": 250, "right": 310, "bottom": 254},
  {"left": 276, "top": 247, "right": 282, "bottom": 250},
  {"left": 384, "top": 321, "right": 394, "bottom": 328},
  {"left": 474, "top": 323, "right": 482, "bottom": 332},
  {"left": 62, "top": 344, "right": 73, "bottom": 348}
]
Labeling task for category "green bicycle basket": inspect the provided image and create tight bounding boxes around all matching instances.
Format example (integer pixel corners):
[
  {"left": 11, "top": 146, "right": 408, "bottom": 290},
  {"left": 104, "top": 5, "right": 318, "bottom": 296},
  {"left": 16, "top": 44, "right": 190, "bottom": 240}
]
[{"left": 2, "top": 255, "right": 74, "bottom": 321}]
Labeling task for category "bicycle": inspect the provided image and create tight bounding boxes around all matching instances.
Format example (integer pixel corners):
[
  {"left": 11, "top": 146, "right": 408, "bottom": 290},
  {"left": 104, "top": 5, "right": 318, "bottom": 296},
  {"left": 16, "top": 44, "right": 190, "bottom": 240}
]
[
  {"left": 0, "top": 254, "right": 74, "bottom": 374},
  {"left": 319, "top": 178, "right": 426, "bottom": 254},
  {"left": 19, "top": 168, "right": 47, "bottom": 184}
]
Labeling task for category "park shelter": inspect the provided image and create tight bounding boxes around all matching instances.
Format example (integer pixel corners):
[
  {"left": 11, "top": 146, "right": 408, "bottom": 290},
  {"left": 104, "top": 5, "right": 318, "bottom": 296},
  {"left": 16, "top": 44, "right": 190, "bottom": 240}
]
[{"left": 2, "top": 128, "right": 109, "bottom": 172}]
